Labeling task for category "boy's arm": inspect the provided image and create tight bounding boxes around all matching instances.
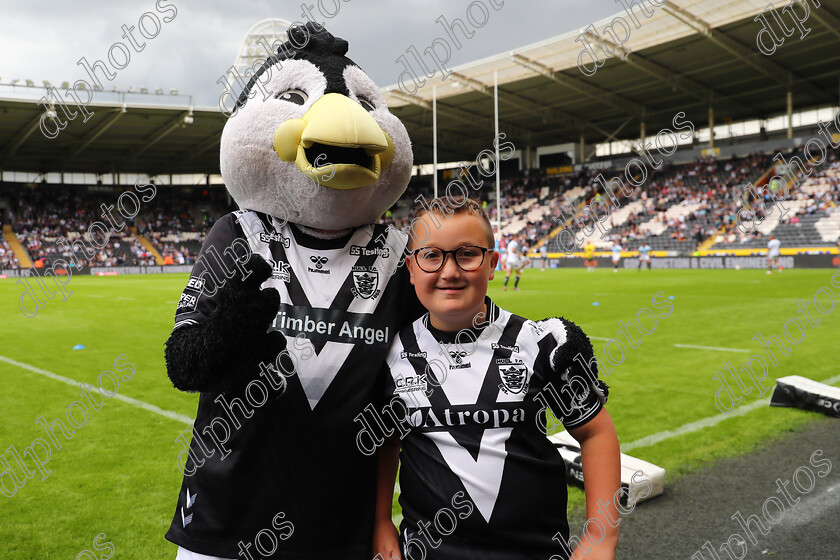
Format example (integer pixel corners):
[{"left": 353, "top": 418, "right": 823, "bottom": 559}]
[
  {"left": 536, "top": 315, "right": 618, "bottom": 558},
  {"left": 373, "top": 435, "right": 402, "bottom": 560},
  {"left": 568, "top": 409, "right": 621, "bottom": 560}
]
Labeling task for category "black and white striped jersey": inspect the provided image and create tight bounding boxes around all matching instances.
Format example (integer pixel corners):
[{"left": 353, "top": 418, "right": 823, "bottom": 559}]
[
  {"left": 383, "top": 299, "right": 602, "bottom": 558},
  {"left": 165, "top": 210, "right": 423, "bottom": 558}
]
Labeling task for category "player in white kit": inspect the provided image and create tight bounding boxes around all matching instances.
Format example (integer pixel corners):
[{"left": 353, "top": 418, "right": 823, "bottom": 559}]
[
  {"left": 637, "top": 243, "right": 652, "bottom": 270},
  {"left": 503, "top": 235, "right": 526, "bottom": 291},
  {"left": 504, "top": 235, "right": 526, "bottom": 291},
  {"left": 611, "top": 242, "right": 622, "bottom": 273},
  {"left": 767, "top": 235, "right": 782, "bottom": 274}
]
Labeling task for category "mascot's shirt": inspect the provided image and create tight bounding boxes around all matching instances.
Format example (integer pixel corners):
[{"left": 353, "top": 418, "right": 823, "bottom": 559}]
[
  {"left": 165, "top": 210, "right": 422, "bottom": 558},
  {"left": 383, "top": 300, "right": 603, "bottom": 558}
]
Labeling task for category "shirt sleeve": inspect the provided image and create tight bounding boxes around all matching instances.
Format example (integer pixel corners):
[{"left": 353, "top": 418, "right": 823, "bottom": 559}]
[
  {"left": 172, "top": 213, "right": 251, "bottom": 331},
  {"left": 532, "top": 319, "right": 605, "bottom": 429}
]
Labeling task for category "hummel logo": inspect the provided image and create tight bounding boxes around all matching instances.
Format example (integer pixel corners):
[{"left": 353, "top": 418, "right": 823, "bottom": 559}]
[
  {"left": 448, "top": 350, "right": 471, "bottom": 369},
  {"left": 186, "top": 488, "right": 197, "bottom": 508},
  {"left": 309, "top": 255, "right": 329, "bottom": 269},
  {"left": 182, "top": 488, "right": 197, "bottom": 527},
  {"left": 181, "top": 508, "right": 193, "bottom": 527},
  {"left": 449, "top": 351, "right": 468, "bottom": 365}
]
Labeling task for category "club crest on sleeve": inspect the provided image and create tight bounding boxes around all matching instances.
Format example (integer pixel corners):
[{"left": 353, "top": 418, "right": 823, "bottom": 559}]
[
  {"left": 499, "top": 364, "right": 529, "bottom": 395},
  {"left": 351, "top": 265, "right": 380, "bottom": 299}
]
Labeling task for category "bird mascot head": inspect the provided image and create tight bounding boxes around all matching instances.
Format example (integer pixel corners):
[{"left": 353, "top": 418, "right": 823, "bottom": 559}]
[{"left": 220, "top": 22, "right": 413, "bottom": 232}]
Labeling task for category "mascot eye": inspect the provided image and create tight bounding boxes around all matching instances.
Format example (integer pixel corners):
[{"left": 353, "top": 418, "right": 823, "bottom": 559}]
[
  {"left": 357, "top": 97, "right": 376, "bottom": 112},
  {"left": 275, "top": 89, "right": 308, "bottom": 105}
]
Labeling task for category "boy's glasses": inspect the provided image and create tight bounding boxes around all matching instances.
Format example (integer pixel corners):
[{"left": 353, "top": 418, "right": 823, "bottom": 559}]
[{"left": 412, "top": 245, "right": 492, "bottom": 273}]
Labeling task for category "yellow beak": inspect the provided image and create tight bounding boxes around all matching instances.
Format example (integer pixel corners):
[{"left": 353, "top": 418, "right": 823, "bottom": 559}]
[{"left": 273, "top": 93, "right": 395, "bottom": 190}]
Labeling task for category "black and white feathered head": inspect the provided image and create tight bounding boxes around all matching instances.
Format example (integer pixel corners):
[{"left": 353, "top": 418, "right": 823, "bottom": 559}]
[{"left": 220, "top": 23, "right": 413, "bottom": 231}]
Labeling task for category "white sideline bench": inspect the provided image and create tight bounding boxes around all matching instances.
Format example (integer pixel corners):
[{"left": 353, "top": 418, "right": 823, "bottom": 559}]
[{"left": 548, "top": 430, "right": 665, "bottom": 507}]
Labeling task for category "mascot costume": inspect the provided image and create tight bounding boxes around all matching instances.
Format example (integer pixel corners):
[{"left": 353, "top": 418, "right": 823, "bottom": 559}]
[{"left": 163, "top": 23, "right": 422, "bottom": 559}]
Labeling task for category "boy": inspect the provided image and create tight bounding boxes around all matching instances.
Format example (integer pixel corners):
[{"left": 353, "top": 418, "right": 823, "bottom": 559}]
[{"left": 373, "top": 197, "right": 621, "bottom": 560}]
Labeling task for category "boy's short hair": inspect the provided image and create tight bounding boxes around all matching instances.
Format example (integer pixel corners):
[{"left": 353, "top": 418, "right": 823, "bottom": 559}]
[{"left": 407, "top": 196, "right": 495, "bottom": 249}]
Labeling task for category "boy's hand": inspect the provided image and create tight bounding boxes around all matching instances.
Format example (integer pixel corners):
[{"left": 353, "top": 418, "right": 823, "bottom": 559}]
[{"left": 372, "top": 520, "right": 402, "bottom": 560}]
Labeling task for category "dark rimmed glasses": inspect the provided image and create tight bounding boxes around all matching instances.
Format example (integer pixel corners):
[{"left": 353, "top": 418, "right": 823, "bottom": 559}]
[{"left": 412, "top": 245, "right": 492, "bottom": 273}]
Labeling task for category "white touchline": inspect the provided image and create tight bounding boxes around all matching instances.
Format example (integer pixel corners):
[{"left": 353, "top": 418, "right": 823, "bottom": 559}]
[
  {"left": 0, "top": 354, "right": 193, "bottom": 425},
  {"left": 621, "top": 398, "right": 768, "bottom": 452},
  {"left": 784, "top": 482, "right": 840, "bottom": 527},
  {"left": 673, "top": 343, "right": 750, "bottom": 353},
  {"left": 622, "top": 372, "right": 840, "bottom": 453},
  {"left": 590, "top": 336, "right": 750, "bottom": 353}
]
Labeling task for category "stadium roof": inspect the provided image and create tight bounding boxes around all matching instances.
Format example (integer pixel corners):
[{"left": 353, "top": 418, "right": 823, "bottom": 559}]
[
  {"left": 0, "top": 98, "right": 226, "bottom": 175},
  {"left": 1, "top": 0, "right": 838, "bottom": 175},
  {"left": 383, "top": 0, "right": 840, "bottom": 163}
]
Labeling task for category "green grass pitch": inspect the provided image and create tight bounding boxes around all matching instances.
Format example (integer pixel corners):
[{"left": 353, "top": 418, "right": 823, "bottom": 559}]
[{"left": 1, "top": 267, "right": 838, "bottom": 558}]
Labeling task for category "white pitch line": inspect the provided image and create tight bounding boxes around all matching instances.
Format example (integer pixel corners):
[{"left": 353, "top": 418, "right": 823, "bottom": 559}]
[
  {"left": 622, "top": 398, "right": 769, "bottom": 452},
  {"left": 86, "top": 294, "right": 104, "bottom": 298},
  {"left": 0, "top": 355, "right": 193, "bottom": 425},
  {"left": 785, "top": 482, "right": 840, "bottom": 528},
  {"left": 673, "top": 343, "right": 750, "bottom": 353},
  {"left": 591, "top": 337, "right": 750, "bottom": 353},
  {"left": 115, "top": 297, "right": 135, "bottom": 301},
  {"left": 622, "top": 372, "right": 840, "bottom": 453}
]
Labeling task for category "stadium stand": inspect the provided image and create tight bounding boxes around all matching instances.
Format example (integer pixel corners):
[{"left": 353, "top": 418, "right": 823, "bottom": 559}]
[
  {"left": 1, "top": 142, "right": 838, "bottom": 270},
  {"left": 709, "top": 145, "right": 840, "bottom": 249},
  {"left": 381, "top": 144, "right": 839, "bottom": 256},
  {"left": 0, "top": 183, "right": 235, "bottom": 269},
  {"left": 0, "top": 237, "right": 19, "bottom": 268}
]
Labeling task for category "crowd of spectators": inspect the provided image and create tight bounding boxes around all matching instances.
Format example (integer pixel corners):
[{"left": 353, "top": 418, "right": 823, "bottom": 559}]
[
  {"left": 1, "top": 144, "right": 837, "bottom": 270},
  {"left": 0, "top": 184, "right": 230, "bottom": 269},
  {"left": 381, "top": 143, "right": 838, "bottom": 254},
  {"left": 0, "top": 237, "right": 18, "bottom": 268}
]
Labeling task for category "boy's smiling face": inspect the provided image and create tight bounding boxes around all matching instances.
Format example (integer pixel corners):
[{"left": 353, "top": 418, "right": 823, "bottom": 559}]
[{"left": 407, "top": 211, "right": 499, "bottom": 332}]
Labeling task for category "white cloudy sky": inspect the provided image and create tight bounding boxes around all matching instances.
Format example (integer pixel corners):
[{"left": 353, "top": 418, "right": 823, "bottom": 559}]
[{"left": 0, "top": 0, "right": 620, "bottom": 108}]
